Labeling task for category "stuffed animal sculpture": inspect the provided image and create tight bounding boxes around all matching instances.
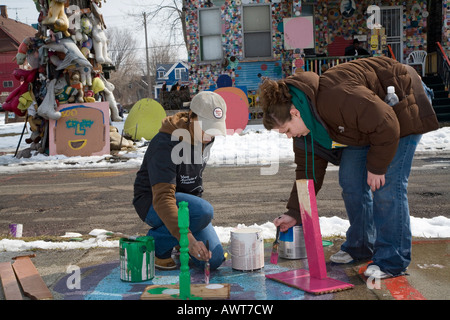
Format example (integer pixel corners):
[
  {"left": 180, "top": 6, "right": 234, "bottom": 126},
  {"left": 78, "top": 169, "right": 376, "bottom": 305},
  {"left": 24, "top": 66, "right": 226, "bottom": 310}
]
[
  {"left": 37, "top": 78, "right": 62, "bottom": 120},
  {"left": 44, "top": 38, "right": 93, "bottom": 72},
  {"left": 89, "top": 3, "right": 112, "bottom": 65},
  {"left": 68, "top": 5, "right": 83, "bottom": 43},
  {"left": 54, "top": 76, "right": 78, "bottom": 104},
  {"left": 110, "top": 126, "right": 134, "bottom": 150},
  {"left": 70, "top": 70, "right": 84, "bottom": 103},
  {"left": 84, "top": 90, "right": 95, "bottom": 102},
  {"left": 42, "top": 0, "right": 71, "bottom": 37},
  {"left": 101, "top": 76, "right": 122, "bottom": 121},
  {"left": 15, "top": 37, "right": 40, "bottom": 69},
  {"left": 2, "top": 69, "right": 38, "bottom": 117}
]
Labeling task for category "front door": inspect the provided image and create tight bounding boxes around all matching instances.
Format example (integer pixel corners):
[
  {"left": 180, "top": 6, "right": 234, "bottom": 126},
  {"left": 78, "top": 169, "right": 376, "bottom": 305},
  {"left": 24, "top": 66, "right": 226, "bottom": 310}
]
[{"left": 380, "top": 6, "right": 403, "bottom": 62}]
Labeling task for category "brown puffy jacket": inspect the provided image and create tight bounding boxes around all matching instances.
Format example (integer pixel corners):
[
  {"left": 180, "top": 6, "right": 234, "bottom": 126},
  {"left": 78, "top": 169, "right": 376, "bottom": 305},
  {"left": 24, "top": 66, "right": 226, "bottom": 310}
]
[{"left": 285, "top": 56, "right": 439, "bottom": 175}]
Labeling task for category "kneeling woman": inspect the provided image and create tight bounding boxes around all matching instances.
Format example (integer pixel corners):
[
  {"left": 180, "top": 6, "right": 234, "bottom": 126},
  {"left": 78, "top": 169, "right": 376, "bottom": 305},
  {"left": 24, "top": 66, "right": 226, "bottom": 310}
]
[{"left": 133, "top": 91, "right": 227, "bottom": 270}]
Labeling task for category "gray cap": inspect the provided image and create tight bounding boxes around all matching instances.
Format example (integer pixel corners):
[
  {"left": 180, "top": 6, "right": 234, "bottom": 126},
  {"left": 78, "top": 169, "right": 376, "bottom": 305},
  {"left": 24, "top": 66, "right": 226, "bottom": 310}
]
[{"left": 190, "top": 91, "right": 227, "bottom": 136}]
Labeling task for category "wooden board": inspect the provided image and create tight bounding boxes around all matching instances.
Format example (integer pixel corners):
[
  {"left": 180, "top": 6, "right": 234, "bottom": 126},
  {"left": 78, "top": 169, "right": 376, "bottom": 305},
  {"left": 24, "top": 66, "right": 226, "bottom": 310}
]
[
  {"left": 0, "top": 262, "right": 23, "bottom": 300},
  {"left": 141, "top": 283, "right": 230, "bottom": 300},
  {"left": 296, "top": 179, "right": 327, "bottom": 279},
  {"left": 266, "top": 180, "right": 354, "bottom": 294},
  {"left": 12, "top": 255, "right": 53, "bottom": 300}
]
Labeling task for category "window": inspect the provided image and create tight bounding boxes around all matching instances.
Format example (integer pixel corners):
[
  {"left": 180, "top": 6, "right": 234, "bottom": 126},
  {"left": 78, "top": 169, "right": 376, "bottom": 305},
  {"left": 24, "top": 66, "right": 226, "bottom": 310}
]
[
  {"left": 157, "top": 70, "right": 165, "bottom": 79},
  {"left": 175, "top": 68, "right": 184, "bottom": 80},
  {"left": 301, "top": 4, "right": 314, "bottom": 16},
  {"left": 242, "top": 5, "right": 272, "bottom": 58},
  {"left": 3, "top": 81, "right": 13, "bottom": 88},
  {"left": 199, "top": 8, "right": 223, "bottom": 61}
]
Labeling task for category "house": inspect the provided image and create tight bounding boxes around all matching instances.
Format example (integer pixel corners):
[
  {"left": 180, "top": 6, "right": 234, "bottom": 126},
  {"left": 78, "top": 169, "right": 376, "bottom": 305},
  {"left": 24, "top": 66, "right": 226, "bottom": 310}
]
[
  {"left": 154, "top": 61, "right": 189, "bottom": 100},
  {"left": 0, "top": 5, "right": 37, "bottom": 106},
  {"left": 184, "top": 0, "right": 449, "bottom": 102}
]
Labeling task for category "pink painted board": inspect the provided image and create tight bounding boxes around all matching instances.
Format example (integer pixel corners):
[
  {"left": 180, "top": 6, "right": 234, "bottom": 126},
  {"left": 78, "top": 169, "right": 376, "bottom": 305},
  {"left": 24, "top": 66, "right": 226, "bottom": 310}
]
[
  {"left": 266, "top": 269, "right": 354, "bottom": 294},
  {"left": 49, "top": 102, "right": 110, "bottom": 157},
  {"left": 265, "top": 180, "right": 354, "bottom": 294},
  {"left": 283, "top": 17, "right": 314, "bottom": 50},
  {"left": 297, "top": 179, "right": 327, "bottom": 279}
]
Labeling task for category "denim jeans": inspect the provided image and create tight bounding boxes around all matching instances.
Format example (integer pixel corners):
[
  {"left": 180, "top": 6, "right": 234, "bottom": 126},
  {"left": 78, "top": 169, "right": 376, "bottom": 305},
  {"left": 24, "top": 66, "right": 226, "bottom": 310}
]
[
  {"left": 145, "top": 192, "right": 224, "bottom": 270},
  {"left": 338, "top": 134, "right": 422, "bottom": 276}
]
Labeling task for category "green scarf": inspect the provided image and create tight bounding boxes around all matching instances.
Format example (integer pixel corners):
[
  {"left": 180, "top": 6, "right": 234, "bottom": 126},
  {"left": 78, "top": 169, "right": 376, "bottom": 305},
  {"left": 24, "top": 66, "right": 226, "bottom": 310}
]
[{"left": 288, "top": 85, "right": 333, "bottom": 150}]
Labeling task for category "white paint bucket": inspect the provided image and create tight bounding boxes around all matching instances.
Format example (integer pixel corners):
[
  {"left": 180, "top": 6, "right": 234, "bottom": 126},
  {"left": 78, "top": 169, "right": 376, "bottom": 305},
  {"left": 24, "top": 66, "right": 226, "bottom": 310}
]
[
  {"left": 279, "top": 225, "right": 307, "bottom": 259},
  {"left": 230, "top": 227, "right": 264, "bottom": 271}
]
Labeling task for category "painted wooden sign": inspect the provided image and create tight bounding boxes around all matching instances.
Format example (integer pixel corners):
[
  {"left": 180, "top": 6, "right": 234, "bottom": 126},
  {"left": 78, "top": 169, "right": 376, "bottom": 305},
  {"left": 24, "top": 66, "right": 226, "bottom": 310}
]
[
  {"left": 283, "top": 16, "right": 314, "bottom": 50},
  {"left": 214, "top": 87, "right": 249, "bottom": 134},
  {"left": 49, "top": 102, "right": 110, "bottom": 157}
]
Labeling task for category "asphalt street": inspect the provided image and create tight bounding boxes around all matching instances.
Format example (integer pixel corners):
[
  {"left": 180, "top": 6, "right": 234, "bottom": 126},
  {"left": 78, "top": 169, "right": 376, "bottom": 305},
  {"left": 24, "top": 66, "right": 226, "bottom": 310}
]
[{"left": 0, "top": 153, "right": 449, "bottom": 238}]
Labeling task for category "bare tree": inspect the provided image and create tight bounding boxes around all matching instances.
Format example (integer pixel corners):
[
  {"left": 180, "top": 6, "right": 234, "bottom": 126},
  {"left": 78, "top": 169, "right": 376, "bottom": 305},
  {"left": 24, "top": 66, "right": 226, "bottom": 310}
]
[
  {"left": 106, "top": 27, "right": 139, "bottom": 71},
  {"left": 148, "top": 39, "right": 181, "bottom": 75},
  {"left": 106, "top": 27, "right": 145, "bottom": 106},
  {"left": 137, "top": 0, "right": 187, "bottom": 52}
]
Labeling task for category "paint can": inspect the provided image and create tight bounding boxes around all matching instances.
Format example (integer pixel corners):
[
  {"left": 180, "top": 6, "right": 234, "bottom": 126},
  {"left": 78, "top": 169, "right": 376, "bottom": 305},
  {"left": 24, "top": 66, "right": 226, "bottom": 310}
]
[
  {"left": 120, "top": 236, "right": 155, "bottom": 282},
  {"left": 9, "top": 223, "right": 23, "bottom": 238},
  {"left": 279, "top": 225, "right": 307, "bottom": 259},
  {"left": 230, "top": 227, "right": 264, "bottom": 271}
]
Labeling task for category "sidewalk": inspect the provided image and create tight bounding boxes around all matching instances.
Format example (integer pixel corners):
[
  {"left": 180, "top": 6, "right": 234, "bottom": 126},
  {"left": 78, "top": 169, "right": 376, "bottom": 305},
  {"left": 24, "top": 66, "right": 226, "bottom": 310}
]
[{"left": 1, "top": 237, "right": 448, "bottom": 301}]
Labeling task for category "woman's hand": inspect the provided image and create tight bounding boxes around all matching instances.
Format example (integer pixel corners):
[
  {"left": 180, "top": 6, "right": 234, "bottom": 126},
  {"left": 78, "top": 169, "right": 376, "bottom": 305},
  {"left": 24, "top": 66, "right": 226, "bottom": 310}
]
[
  {"left": 367, "top": 171, "right": 385, "bottom": 192},
  {"left": 273, "top": 214, "right": 297, "bottom": 232},
  {"left": 187, "top": 234, "right": 211, "bottom": 261}
]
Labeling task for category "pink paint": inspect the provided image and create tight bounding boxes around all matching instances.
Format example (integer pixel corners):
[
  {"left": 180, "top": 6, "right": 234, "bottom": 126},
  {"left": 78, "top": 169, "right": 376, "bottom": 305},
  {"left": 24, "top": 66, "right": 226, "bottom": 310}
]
[
  {"left": 214, "top": 87, "right": 249, "bottom": 134},
  {"left": 284, "top": 17, "right": 314, "bottom": 49},
  {"left": 266, "top": 180, "right": 354, "bottom": 294}
]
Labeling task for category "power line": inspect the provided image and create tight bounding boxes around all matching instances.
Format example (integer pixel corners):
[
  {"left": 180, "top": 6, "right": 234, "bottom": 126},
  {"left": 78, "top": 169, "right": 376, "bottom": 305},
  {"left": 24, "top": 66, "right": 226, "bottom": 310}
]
[{"left": 108, "top": 44, "right": 186, "bottom": 52}]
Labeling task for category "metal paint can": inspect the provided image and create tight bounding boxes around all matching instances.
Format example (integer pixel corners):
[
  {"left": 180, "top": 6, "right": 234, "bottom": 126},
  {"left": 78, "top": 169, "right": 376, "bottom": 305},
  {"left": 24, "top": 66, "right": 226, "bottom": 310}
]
[
  {"left": 9, "top": 223, "right": 23, "bottom": 238},
  {"left": 120, "top": 236, "right": 155, "bottom": 282},
  {"left": 279, "top": 225, "right": 307, "bottom": 259},
  {"left": 230, "top": 228, "right": 264, "bottom": 271}
]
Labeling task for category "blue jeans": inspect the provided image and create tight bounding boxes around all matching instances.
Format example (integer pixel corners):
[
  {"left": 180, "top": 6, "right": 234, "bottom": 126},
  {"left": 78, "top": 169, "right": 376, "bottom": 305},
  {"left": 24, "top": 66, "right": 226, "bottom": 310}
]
[
  {"left": 338, "top": 134, "right": 422, "bottom": 276},
  {"left": 145, "top": 192, "right": 224, "bottom": 270}
]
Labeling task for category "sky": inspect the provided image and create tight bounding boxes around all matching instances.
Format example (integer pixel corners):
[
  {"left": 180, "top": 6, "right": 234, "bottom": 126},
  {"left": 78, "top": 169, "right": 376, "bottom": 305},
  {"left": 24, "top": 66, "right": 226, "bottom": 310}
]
[{"left": 1, "top": 0, "right": 188, "bottom": 60}]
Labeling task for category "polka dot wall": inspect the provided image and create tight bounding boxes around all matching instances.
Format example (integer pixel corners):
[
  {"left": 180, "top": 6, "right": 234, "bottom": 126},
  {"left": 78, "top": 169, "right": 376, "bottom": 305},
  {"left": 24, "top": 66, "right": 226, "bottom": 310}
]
[
  {"left": 313, "top": 0, "right": 429, "bottom": 59},
  {"left": 444, "top": 0, "right": 450, "bottom": 54},
  {"left": 186, "top": 0, "right": 296, "bottom": 94},
  {"left": 185, "top": 0, "right": 447, "bottom": 94}
]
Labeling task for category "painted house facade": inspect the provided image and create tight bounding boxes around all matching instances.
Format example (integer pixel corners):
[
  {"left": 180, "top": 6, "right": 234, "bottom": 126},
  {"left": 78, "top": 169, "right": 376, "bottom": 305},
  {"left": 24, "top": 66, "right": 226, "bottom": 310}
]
[
  {"left": 154, "top": 61, "right": 189, "bottom": 100},
  {"left": 185, "top": 0, "right": 450, "bottom": 100}
]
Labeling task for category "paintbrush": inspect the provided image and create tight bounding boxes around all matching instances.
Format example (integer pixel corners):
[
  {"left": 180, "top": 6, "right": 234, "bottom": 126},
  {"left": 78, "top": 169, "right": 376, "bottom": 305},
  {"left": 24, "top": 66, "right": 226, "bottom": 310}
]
[
  {"left": 270, "top": 226, "right": 280, "bottom": 264},
  {"left": 205, "top": 240, "right": 210, "bottom": 285}
]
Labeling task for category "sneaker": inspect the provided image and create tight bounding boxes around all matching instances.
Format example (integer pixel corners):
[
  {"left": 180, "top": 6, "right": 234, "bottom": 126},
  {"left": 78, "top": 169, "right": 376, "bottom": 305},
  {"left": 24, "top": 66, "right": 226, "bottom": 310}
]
[
  {"left": 330, "top": 250, "right": 354, "bottom": 264},
  {"left": 364, "top": 265, "right": 392, "bottom": 279},
  {"left": 155, "top": 257, "right": 177, "bottom": 270}
]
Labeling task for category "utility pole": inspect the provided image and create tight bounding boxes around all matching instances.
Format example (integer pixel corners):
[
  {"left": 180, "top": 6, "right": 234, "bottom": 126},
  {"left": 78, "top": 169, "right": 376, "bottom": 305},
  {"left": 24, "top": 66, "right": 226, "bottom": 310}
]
[{"left": 143, "top": 12, "right": 153, "bottom": 99}]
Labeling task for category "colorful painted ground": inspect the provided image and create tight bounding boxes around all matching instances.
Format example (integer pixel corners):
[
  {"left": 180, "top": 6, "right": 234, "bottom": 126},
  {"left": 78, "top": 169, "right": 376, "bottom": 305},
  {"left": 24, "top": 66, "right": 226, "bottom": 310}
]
[{"left": 53, "top": 244, "right": 351, "bottom": 300}]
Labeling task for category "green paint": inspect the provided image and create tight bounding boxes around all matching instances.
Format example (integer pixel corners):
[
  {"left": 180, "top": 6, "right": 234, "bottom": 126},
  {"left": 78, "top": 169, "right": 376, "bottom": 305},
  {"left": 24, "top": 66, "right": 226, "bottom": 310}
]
[
  {"left": 147, "top": 287, "right": 169, "bottom": 295},
  {"left": 120, "top": 236, "right": 155, "bottom": 282},
  {"left": 178, "top": 201, "right": 191, "bottom": 300},
  {"left": 322, "top": 240, "right": 333, "bottom": 247}
]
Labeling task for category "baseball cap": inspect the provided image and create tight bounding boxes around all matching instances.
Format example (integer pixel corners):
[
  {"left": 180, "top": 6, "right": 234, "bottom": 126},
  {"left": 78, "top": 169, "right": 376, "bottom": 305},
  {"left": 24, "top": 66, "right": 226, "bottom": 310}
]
[{"left": 189, "top": 91, "right": 227, "bottom": 136}]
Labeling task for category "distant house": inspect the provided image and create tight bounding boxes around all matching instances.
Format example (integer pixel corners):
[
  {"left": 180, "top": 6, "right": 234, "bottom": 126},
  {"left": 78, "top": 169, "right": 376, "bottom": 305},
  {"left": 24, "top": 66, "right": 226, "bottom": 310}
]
[
  {"left": 154, "top": 62, "right": 189, "bottom": 100},
  {"left": 0, "top": 5, "right": 37, "bottom": 105}
]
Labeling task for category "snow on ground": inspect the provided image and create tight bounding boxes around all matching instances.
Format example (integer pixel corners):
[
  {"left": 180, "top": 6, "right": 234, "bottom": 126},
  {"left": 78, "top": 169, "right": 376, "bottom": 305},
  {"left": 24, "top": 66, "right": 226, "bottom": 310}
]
[{"left": 0, "top": 113, "right": 449, "bottom": 251}]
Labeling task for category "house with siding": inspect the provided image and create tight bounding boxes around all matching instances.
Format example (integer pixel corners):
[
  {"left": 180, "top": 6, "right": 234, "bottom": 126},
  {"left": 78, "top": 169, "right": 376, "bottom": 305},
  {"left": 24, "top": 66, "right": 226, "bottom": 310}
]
[
  {"left": 154, "top": 62, "right": 189, "bottom": 100},
  {"left": 0, "top": 5, "right": 37, "bottom": 107}
]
